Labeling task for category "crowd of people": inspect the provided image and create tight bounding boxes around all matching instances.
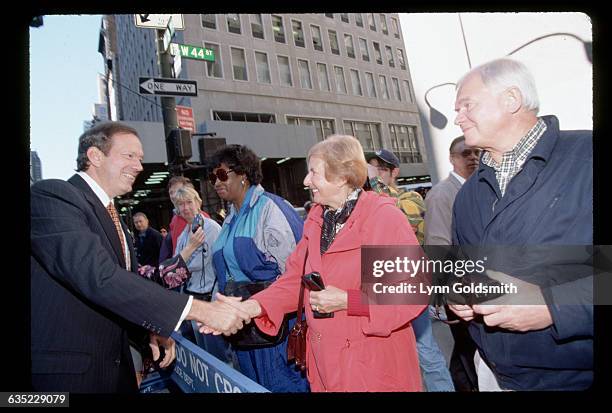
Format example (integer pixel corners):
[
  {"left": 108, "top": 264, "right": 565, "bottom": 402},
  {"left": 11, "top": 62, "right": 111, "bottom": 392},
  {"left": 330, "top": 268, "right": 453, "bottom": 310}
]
[{"left": 30, "top": 57, "right": 593, "bottom": 393}]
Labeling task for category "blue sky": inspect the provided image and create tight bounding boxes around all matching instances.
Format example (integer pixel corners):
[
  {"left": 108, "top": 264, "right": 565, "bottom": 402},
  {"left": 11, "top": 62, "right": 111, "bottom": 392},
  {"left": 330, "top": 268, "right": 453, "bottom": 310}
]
[{"left": 30, "top": 15, "right": 104, "bottom": 180}]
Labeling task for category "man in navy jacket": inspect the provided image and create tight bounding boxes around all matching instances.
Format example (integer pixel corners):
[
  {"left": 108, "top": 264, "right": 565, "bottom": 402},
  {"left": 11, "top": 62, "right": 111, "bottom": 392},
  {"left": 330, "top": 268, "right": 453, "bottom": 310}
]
[{"left": 449, "top": 58, "right": 592, "bottom": 390}]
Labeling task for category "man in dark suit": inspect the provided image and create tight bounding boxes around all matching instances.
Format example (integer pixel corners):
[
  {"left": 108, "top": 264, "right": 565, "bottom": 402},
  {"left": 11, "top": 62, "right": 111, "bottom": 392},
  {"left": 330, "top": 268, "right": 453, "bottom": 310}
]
[
  {"left": 31, "top": 122, "right": 250, "bottom": 393},
  {"left": 133, "top": 212, "right": 163, "bottom": 267}
]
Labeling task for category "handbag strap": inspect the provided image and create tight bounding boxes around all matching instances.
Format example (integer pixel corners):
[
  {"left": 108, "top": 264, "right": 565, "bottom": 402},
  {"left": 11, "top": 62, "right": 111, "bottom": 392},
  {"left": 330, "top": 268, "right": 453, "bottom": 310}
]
[{"left": 295, "top": 244, "right": 309, "bottom": 328}]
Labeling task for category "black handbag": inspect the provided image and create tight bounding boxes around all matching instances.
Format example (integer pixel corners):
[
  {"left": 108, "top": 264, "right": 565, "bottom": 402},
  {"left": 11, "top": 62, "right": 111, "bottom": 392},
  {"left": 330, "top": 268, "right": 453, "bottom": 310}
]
[{"left": 223, "top": 279, "right": 290, "bottom": 349}]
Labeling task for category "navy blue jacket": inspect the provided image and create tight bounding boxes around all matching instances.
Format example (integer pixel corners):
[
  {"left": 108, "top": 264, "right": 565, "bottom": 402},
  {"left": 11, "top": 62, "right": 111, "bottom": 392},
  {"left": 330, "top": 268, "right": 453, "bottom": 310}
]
[{"left": 452, "top": 115, "right": 593, "bottom": 390}]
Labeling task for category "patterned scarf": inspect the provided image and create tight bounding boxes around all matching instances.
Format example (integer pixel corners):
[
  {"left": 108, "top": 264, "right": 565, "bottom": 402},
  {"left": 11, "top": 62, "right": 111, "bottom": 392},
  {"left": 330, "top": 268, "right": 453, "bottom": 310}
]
[{"left": 320, "top": 188, "right": 362, "bottom": 255}]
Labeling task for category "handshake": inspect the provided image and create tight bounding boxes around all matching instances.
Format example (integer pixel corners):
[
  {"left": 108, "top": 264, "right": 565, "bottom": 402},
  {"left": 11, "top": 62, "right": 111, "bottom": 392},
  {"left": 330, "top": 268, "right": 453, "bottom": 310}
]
[{"left": 186, "top": 293, "right": 262, "bottom": 336}]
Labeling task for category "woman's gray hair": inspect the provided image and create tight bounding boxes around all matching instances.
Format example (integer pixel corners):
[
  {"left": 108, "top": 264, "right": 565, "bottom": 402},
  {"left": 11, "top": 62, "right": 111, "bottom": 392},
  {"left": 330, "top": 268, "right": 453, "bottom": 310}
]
[{"left": 457, "top": 58, "right": 540, "bottom": 114}]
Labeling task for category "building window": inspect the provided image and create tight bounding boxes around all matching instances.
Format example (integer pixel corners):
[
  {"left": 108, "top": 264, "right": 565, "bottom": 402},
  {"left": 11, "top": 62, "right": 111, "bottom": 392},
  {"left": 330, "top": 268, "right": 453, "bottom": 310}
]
[
  {"left": 325, "top": 13, "right": 334, "bottom": 19},
  {"left": 355, "top": 13, "right": 364, "bottom": 27},
  {"left": 350, "top": 69, "right": 362, "bottom": 96},
  {"left": 392, "top": 77, "right": 401, "bottom": 101},
  {"left": 403, "top": 80, "right": 413, "bottom": 103},
  {"left": 231, "top": 47, "right": 248, "bottom": 81},
  {"left": 344, "top": 120, "right": 382, "bottom": 151},
  {"left": 365, "top": 72, "right": 377, "bottom": 98},
  {"left": 373, "top": 42, "right": 383, "bottom": 65},
  {"left": 385, "top": 45, "right": 395, "bottom": 68},
  {"left": 226, "top": 14, "right": 241, "bottom": 34},
  {"left": 201, "top": 14, "right": 216, "bottom": 30},
  {"left": 334, "top": 66, "right": 347, "bottom": 94},
  {"left": 250, "top": 14, "right": 264, "bottom": 39},
  {"left": 389, "top": 124, "right": 422, "bottom": 163},
  {"left": 344, "top": 34, "right": 355, "bottom": 58},
  {"left": 298, "top": 59, "right": 312, "bottom": 89},
  {"left": 272, "top": 15, "right": 285, "bottom": 43},
  {"left": 359, "top": 38, "right": 370, "bottom": 62},
  {"left": 204, "top": 42, "right": 222, "bottom": 78},
  {"left": 391, "top": 17, "right": 400, "bottom": 39},
  {"left": 367, "top": 13, "right": 377, "bottom": 31},
  {"left": 277, "top": 55, "right": 293, "bottom": 86},
  {"left": 379, "top": 75, "right": 389, "bottom": 99},
  {"left": 379, "top": 14, "right": 388, "bottom": 35},
  {"left": 292, "top": 19, "right": 305, "bottom": 48},
  {"left": 340, "top": 13, "right": 349, "bottom": 23},
  {"left": 214, "top": 111, "right": 276, "bottom": 123},
  {"left": 397, "top": 48, "right": 407, "bottom": 70},
  {"left": 310, "top": 25, "right": 323, "bottom": 52},
  {"left": 287, "top": 116, "right": 335, "bottom": 141},
  {"left": 255, "top": 51, "right": 271, "bottom": 84},
  {"left": 317, "top": 62, "right": 330, "bottom": 91},
  {"left": 328, "top": 30, "right": 340, "bottom": 55}
]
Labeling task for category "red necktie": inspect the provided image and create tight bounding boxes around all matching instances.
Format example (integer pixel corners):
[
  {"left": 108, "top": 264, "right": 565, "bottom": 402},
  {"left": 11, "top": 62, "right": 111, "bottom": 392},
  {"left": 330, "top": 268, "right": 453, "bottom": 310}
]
[{"left": 107, "top": 202, "right": 130, "bottom": 270}]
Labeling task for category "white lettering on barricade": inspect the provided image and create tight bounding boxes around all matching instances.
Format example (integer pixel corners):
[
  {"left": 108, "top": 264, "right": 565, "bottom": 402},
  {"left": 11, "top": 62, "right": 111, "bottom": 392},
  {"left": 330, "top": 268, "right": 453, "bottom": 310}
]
[
  {"left": 170, "top": 333, "right": 269, "bottom": 393},
  {"left": 189, "top": 352, "right": 210, "bottom": 386},
  {"left": 176, "top": 345, "right": 188, "bottom": 367}
]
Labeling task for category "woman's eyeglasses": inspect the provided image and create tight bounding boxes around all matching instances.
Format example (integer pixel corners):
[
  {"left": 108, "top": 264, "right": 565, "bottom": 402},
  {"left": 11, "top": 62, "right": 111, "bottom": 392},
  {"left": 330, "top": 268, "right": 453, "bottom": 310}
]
[{"left": 208, "top": 169, "right": 234, "bottom": 184}]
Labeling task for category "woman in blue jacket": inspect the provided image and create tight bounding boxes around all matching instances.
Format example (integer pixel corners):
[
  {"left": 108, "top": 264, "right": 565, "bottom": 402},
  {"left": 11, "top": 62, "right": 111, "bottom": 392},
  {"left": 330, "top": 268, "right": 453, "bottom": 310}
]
[{"left": 209, "top": 144, "right": 309, "bottom": 392}]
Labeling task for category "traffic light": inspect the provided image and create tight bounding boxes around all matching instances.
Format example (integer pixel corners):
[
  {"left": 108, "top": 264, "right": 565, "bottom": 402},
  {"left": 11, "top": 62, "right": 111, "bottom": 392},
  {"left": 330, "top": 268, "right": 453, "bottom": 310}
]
[
  {"left": 198, "top": 136, "right": 227, "bottom": 165},
  {"left": 166, "top": 128, "right": 192, "bottom": 165}
]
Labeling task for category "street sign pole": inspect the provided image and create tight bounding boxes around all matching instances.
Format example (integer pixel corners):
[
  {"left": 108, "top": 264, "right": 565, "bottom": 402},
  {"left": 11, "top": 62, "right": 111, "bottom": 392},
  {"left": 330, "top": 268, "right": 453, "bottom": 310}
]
[{"left": 155, "top": 28, "right": 179, "bottom": 165}]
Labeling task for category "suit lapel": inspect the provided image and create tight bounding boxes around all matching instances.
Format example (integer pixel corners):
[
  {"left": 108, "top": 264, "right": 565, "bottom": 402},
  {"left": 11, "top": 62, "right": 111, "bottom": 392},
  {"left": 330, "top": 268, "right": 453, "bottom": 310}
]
[
  {"left": 68, "top": 174, "right": 127, "bottom": 269},
  {"left": 448, "top": 173, "right": 463, "bottom": 192},
  {"left": 121, "top": 220, "right": 137, "bottom": 272}
]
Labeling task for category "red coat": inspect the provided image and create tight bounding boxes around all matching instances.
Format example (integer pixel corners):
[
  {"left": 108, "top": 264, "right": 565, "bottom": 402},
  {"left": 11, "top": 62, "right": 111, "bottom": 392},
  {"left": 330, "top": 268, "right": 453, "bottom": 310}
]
[{"left": 254, "top": 191, "right": 425, "bottom": 392}]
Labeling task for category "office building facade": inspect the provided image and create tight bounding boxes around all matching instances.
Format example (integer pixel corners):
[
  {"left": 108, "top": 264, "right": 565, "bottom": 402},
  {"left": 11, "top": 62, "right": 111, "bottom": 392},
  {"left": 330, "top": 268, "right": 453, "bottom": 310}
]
[{"left": 101, "top": 13, "right": 430, "bottom": 221}]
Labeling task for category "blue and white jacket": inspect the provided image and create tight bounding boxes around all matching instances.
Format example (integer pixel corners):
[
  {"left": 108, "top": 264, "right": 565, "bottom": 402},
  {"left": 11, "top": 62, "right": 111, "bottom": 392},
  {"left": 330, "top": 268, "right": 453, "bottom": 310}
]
[{"left": 212, "top": 185, "right": 304, "bottom": 293}]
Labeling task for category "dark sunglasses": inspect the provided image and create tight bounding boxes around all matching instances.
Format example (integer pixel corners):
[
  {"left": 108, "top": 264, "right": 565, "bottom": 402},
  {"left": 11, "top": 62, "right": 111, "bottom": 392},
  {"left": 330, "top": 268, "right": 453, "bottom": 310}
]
[
  {"left": 454, "top": 149, "right": 481, "bottom": 158},
  {"left": 208, "top": 169, "right": 234, "bottom": 184}
]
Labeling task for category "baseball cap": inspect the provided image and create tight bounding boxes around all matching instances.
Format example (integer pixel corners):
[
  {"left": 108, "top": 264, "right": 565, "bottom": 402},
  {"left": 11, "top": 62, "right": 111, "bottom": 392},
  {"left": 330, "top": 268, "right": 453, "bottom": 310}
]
[{"left": 368, "top": 149, "right": 400, "bottom": 169}]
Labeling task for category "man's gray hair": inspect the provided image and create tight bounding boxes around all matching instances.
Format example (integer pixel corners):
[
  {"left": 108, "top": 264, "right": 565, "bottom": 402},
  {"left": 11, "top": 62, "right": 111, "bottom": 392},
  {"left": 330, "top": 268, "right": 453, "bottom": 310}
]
[{"left": 457, "top": 58, "right": 540, "bottom": 115}]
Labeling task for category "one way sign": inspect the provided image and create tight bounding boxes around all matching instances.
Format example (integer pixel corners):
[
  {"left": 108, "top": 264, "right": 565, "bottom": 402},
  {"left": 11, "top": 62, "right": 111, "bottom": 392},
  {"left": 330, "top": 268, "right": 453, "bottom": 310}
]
[{"left": 139, "top": 77, "right": 198, "bottom": 97}]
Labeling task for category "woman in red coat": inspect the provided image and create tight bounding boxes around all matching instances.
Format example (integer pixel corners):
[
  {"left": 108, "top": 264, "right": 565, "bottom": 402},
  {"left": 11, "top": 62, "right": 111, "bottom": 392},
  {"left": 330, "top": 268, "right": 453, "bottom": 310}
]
[{"left": 215, "top": 135, "right": 425, "bottom": 392}]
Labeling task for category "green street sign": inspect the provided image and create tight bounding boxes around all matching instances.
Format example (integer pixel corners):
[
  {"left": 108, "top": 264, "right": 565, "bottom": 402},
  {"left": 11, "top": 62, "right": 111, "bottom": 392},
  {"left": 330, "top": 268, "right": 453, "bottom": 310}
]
[{"left": 170, "top": 43, "right": 215, "bottom": 62}]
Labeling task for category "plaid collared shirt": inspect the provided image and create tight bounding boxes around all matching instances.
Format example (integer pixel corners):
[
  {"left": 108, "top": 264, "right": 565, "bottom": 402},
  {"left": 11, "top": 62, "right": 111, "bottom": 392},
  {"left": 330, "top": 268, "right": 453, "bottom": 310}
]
[{"left": 481, "top": 118, "right": 547, "bottom": 197}]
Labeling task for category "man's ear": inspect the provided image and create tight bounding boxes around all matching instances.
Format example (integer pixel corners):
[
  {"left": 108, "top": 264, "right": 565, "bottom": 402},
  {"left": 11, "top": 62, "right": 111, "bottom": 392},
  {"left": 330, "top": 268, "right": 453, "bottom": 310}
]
[
  {"left": 86, "top": 146, "right": 103, "bottom": 168},
  {"left": 391, "top": 167, "right": 400, "bottom": 180},
  {"left": 504, "top": 86, "right": 523, "bottom": 114}
]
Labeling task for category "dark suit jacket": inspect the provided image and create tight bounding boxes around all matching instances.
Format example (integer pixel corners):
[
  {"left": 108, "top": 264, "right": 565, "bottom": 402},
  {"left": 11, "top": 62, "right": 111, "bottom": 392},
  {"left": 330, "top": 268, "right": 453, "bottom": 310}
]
[
  {"left": 30, "top": 174, "right": 189, "bottom": 393},
  {"left": 135, "top": 227, "right": 163, "bottom": 267}
]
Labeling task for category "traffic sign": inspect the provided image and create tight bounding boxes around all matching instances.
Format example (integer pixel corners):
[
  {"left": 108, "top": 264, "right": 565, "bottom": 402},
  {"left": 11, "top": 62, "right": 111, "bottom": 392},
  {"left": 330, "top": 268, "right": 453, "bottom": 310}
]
[
  {"left": 176, "top": 105, "right": 196, "bottom": 132},
  {"left": 134, "top": 14, "right": 184, "bottom": 30},
  {"left": 169, "top": 43, "right": 215, "bottom": 62},
  {"left": 139, "top": 77, "right": 198, "bottom": 97}
]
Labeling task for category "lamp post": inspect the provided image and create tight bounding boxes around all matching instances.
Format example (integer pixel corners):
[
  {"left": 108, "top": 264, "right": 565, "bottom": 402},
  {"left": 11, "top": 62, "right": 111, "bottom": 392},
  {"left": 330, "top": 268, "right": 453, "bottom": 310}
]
[{"left": 423, "top": 32, "right": 592, "bottom": 131}]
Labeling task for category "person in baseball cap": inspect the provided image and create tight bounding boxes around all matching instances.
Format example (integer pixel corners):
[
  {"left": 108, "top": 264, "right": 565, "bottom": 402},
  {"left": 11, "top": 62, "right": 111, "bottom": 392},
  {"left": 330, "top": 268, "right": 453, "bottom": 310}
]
[
  {"left": 365, "top": 148, "right": 426, "bottom": 245},
  {"left": 368, "top": 148, "right": 400, "bottom": 169}
]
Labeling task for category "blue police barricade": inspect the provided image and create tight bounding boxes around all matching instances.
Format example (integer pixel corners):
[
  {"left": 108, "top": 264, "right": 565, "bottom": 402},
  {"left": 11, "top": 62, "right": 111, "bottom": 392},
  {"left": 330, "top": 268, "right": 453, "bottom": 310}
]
[{"left": 141, "top": 332, "right": 269, "bottom": 393}]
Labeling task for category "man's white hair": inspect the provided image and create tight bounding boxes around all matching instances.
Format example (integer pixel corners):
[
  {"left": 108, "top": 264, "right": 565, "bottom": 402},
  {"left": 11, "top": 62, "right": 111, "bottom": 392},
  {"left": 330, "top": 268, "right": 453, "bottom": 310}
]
[{"left": 457, "top": 58, "right": 540, "bottom": 115}]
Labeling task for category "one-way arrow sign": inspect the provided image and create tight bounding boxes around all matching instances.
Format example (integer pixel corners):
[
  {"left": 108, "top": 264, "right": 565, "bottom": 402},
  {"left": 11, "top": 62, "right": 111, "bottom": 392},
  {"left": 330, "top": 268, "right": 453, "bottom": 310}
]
[
  {"left": 134, "top": 14, "right": 184, "bottom": 30},
  {"left": 139, "top": 77, "right": 198, "bottom": 97}
]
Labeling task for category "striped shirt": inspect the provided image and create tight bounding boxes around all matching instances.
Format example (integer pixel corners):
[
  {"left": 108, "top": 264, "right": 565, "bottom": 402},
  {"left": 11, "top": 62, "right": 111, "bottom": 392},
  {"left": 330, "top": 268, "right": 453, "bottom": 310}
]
[{"left": 482, "top": 118, "right": 547, "bottom": 197}]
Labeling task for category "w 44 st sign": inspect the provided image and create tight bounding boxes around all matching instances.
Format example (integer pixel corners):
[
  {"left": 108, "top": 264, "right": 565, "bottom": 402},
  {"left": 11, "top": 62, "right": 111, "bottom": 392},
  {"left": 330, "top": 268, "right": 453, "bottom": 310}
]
[{"left": 170, "top": 43, "right": 215, "bottom": 62}]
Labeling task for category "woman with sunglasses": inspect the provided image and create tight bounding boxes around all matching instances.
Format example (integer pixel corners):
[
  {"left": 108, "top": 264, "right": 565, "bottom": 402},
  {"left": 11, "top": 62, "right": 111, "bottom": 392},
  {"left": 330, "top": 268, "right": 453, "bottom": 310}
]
[{"left": 209, "top": 144, "right": 309, "bottom": 392}]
